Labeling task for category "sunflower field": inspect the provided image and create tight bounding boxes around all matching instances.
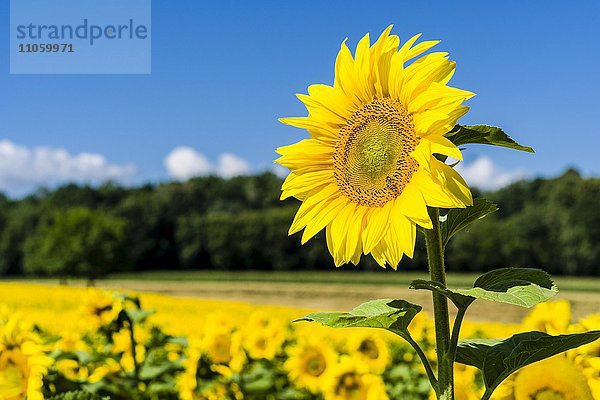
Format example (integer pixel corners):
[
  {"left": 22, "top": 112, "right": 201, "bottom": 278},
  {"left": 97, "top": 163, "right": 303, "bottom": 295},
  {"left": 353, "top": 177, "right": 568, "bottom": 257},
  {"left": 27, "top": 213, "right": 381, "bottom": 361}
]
[{"left": 0, "top": 282, "right": 598, "bottom": 400}]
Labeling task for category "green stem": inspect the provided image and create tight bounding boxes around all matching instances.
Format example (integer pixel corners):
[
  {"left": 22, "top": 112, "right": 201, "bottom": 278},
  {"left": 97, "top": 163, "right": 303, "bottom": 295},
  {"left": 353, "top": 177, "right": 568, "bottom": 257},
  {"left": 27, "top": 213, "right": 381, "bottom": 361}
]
[
  {"left": 404, "top": 334, "right": 439, "bottom": 394},
  {"left": 424, "top": 207, "right": 453, "bottom": 400}
]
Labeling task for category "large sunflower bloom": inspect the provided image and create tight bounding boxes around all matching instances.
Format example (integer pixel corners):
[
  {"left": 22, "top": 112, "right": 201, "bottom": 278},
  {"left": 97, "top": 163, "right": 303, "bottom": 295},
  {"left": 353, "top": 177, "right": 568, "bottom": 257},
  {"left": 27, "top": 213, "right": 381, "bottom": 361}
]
[
  {"left": 276, "top": 25, "right": 474, "bottom": 268},
  {"left": 512, "top": 355, "right": 593, "bottom": 400}
]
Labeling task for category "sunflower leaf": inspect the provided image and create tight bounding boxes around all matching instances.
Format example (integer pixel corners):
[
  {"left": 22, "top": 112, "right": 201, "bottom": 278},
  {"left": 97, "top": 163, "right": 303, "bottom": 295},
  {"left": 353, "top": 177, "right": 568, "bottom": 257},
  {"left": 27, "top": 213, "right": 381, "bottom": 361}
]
[
  {"left": 294, "top": 298, "right": 422, "bottom": 336},
  {"left": 456, "top": 267, "right": 558, "bottom": 308},
  {"left": 447, "top": 124, "right": 534, "bottom": 153},
  {"left": 410, "top": 268, "right": 558, "bottom": 309},
  {"left": 456, "top": 330, "right": 600, "bottom": 397},
  {"left": 441, "top": 198, "right": 498, "bottom": 246}
]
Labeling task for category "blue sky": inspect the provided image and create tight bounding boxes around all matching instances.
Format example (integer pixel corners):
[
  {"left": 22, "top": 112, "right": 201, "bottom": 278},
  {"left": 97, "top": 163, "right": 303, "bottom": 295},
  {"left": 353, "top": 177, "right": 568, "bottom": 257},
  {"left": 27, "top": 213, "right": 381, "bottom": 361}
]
[{"left": 0, "top": 0, "right": 598, "bottom": 195}]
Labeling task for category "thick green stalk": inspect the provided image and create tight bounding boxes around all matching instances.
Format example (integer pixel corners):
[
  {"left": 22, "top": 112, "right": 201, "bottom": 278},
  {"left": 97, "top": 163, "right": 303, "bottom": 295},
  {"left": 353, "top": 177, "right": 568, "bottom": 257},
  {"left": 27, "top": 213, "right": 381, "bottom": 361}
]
[{"left": 424, "top": 207, "right": 453, "bottom": 400}]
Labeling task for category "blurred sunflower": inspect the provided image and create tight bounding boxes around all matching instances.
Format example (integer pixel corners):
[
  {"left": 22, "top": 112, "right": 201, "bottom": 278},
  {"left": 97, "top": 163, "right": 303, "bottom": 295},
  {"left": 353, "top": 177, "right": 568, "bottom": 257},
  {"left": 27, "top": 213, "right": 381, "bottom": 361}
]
[
  {"left": 112, "top": 328, "right": 146, "bottom": 372},
  {"left": 428, "top": 367, "right": 481, "bottom": 400},
  {"left": 521, "top": 300, "right": 571, "bottom": 334},
  {"left": 205, "top": 312, "right": 234, "bottom": 333},
  {"left": 0, "top": 364, "right": 22, "bottom": 400},
  {"left": 346, "top": 333, "right": 390, "bottom": 374},
  {"left": 573, "top": 313, "right": 600, "bottom": 358},
  {"left": 242, "top": 326, "right": 286, "bottom": 360},
  {"left": 247, "top": 310, "right": 284, "bottom": 332},
  {"left": 285, "top": 337, "right": 337, "bottom": 394},
  {"left": 53, "top": 331, "right": 87, "bottom": 353},
  {"left": 201, "top": 329, "right": 246, "bottom": 375},
  {"left": 0, "top": 317, "right": 51, "bottom": 400},
  {"left": 54, "top": 359, "right": 89, "bottom": 381},
  {"left": 80, "top": 289, "right": 121, "bottom": 329},
  {"left": 512, "top": 355, "right": 593, "bottom": 400},
  {"left": 571, "top": 313, "right": 600, "bottom": 398},
  {"left": 453, "top": 365, "right": 482, "bottom": 400},
  {"left": 88, "top": 358, "right": 121, "bottom": 384},
  {"left": 276, "top": 25, "right": 473, "bottom": 268},
  {"left": 323, "top": 356, "right": 389, "bottom": 400}
]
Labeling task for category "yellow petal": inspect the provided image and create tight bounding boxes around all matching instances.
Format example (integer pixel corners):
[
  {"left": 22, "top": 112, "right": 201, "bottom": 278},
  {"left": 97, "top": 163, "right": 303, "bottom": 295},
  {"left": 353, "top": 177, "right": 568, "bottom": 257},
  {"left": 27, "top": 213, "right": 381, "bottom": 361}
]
[
  {"left": 307, "top": 84, "right": 356, "bottom": 120},
  {"left": 411, "top": 162, "right": 472, "bottom": 209},
  {"left": 391, "top": 210, "right": 417, "bottom": 258},
  {"left": 361, "top": 201, "right": 393, "bottom": 253},
  {"left": 412, "top": 110, "right": 450, "bottom": 134},
  {"left": 387, "top": 51, "right": 407, "bottom": 100},
  {"left": 275, "top": 139, "right": 334, "bottom": 170},
  {"left": 369, "top": 241, "right": 388, "bottom": 268},
  {"left": 325, "top": 226, "right": 344, "bottom": 267},
  {"left": 353, "top": 33, "right": 375, "bottom": 103},
  {"left": 397, "top": 33, "right": 423, "bottom": 60},
  {"left": 402, "top": 55, "right": 455, "bottom": 105},
  {"left": 431, "top": 159, "right": 472, "bottom": 207},
  {"left": 301, "top": 196, "right": 348, "bottom": 244},
  {"left": 345, "top": 206, "right": 367, "bottom": 264},
  {"left": 396, "top": 182, "right": 432, "bottom": 229},
  {"left": 281, "top": 170, "right": 334, "bottom": 200},
  {"left": 371, "top": 25, "right": 394, "bottom": 58},
  {"left": 411, "top": 170, "right": 454, "bottom": 207},
  {"left": 297, "top": 93, "right": 348, "bottom": 126},
  {"left": 414, "top": 135, "right": 463, "bottom": 161},
  {"left": 288, "top": 184, "right": 339, "bottom": 235},
  {"left": 279, "top": 117, "right": 339, "bottom": 143},
  {"left": 404, "top": 39, "right": 440, "bottom": 62},
  {"left": 334, "top": 39, "right": 362, "bottom": 105},
  {"left": 408, "top": 82, "right": 475, "bottom": 114},
  {"left": 427, "top": 105, "right": 470, "bottom": 136},
  {"left": 328, "top": 202, "right": 357, "bottom": 264}
]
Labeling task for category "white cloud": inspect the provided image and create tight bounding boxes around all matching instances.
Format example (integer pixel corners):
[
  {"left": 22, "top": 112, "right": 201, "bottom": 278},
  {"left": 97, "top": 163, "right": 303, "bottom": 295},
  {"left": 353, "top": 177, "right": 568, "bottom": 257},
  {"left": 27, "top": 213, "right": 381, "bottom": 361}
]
[
  {"left": 271, "top": 164, "right": 289, "bottom": 178},
  {"left": 215, "top": 153, "right": 251, "bottom": 178},
  {"left": 0, "top": 140, "right": 136, "bottom": 194},
  {"left": 164, "top": 147, "right": 251, "bottom": 180},
  {"left": 164, "top": 146, "right": 211, "bottom": 180},
  {"left": 455, "top": 156, "right": 528, "bottom": 190}
]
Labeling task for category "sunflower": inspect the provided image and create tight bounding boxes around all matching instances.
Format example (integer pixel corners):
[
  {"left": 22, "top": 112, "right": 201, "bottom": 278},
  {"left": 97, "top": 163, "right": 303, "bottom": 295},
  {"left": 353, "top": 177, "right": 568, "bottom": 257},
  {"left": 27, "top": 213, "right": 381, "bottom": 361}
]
[
  {"left": 285, "top": 337, "right": 338, "bottom": 394},
  {"left": 323, "top": 356, "right": 389, "bottom": 400},
  {"left": 0, "top": 316, "right": 52, "bottom": 400},
  {"left": 201, "top": 329, "right": 246, "bottom": 375},
  {"left": 242, "top": 325, "right": 286, "bottom": 360},
  {"left": 54, "top": 358, "right": 89, "bottom": 381},
  {"left": 571, "top": 314, "right": 600, "bottom": 398},
  {"left": 111, "top": 328, "right": 147, "bottom": 373},
  {"left": 80, "top": 289, "right": 122, "bottom": 329},
  {"left": 346, "top": 333, "right": 390, "bottom": 374},
  {"left": 0, "top": 364, "right": 22, "bottom": 400},
  {"left": 276, "top": 25, "right": 473, "bottom": 268},
  {"left": 428, "top": 365, "right": 481, "bottom": 400},
  {"left": 521, "top": 300, "right": 571, "bottom": 334},
  {"left": 512, "top": 355, "right": 593, "bottom": 400}
]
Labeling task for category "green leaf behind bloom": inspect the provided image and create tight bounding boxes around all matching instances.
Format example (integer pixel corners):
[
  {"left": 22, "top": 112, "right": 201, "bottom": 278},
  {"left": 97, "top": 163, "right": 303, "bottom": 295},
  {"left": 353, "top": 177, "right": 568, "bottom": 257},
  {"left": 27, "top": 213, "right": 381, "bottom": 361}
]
[
  {"left": 441, "top": 198, "right": 498, "bottom": 246},
  {"left": 447, "top": 125, "right": 534, "bottom": 153},
  {"left": 456, "top": 330, "right": 600, "bottom": 397}
]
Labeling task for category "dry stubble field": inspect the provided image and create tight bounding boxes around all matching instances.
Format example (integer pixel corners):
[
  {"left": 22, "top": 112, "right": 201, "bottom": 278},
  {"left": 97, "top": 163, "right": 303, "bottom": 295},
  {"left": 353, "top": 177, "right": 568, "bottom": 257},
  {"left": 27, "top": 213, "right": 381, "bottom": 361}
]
[{"left": 76, "top": 274, "right": 600, "bottom": 323}]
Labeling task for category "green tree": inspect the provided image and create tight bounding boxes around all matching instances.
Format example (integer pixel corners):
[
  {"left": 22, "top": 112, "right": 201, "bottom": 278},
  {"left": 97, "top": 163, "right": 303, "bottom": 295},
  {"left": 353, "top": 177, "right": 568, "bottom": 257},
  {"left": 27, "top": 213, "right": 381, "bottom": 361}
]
[{"left": 23, "top": 207, "right": 128, "bottom": 281}]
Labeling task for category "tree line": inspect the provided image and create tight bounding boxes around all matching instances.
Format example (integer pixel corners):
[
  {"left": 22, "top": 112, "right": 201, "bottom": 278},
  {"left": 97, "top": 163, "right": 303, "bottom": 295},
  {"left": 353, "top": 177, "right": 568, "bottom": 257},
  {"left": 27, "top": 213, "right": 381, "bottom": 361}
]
[{"left": 0, "top": 168, "right": 598, "bottom": 279}]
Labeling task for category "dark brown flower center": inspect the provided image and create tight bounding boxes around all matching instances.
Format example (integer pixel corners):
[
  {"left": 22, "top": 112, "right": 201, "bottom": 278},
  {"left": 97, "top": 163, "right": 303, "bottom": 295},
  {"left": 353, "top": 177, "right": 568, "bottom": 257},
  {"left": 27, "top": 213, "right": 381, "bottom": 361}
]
[{"left": 334, "top": 98, "right": 419, "bottom": 207}]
